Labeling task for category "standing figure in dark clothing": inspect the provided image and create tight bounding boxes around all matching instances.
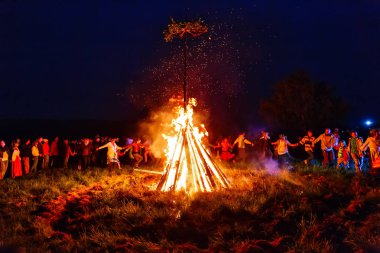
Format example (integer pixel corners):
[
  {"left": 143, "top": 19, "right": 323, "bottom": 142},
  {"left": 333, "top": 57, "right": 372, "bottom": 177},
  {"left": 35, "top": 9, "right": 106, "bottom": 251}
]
[
  {"left": 92, "top": 136, "right": 102, "bottom": 167},
  {"left": 36, "top": 137, "right": 43, "bottom": 170},
  {"left": 256, "top": 131, "right": 273, "bottom": 161},
  {"left": 50, "top": 137, "right": 60, "bottom": 168},
  {"left": 20, "top": 139, "right": 32, "bottom": 174},
  {"left": 78, "top": 138, "right": 93, "bottom": 171},
  {"left": 63, "top": 140, "right": 75, "bottom": 169}
]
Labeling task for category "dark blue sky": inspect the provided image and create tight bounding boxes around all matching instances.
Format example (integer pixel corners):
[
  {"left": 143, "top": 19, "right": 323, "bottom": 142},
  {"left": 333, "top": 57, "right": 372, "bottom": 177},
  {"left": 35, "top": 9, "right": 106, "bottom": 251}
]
[{"left": 1, "top": 1, "right": 379, "bottom": 125}]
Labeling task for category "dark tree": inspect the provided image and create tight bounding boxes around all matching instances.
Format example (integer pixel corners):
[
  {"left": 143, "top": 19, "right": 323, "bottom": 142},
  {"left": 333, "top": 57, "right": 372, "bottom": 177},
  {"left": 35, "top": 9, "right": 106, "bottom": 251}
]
[{"left": 260, "top": 70, "right": 349, "bottom": 132}]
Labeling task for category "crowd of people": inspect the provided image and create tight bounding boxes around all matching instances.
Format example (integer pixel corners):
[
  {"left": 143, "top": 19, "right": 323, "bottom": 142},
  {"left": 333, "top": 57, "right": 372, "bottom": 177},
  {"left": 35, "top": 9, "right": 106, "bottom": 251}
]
[
  {"left": 0, "top": 136, "right": 153, "bottom": 180},
  {"left": 0, "top": 127, "right": 379, "bottom": 180},
  {"left": 210, "top": 128, "right": 380, "bottom": 175}
]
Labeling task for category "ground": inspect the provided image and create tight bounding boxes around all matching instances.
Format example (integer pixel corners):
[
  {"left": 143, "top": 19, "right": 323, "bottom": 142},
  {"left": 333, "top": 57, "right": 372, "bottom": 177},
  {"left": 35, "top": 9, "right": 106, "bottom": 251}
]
[{"left": 0, "top": 164, "right": 379, "bottom": 252}]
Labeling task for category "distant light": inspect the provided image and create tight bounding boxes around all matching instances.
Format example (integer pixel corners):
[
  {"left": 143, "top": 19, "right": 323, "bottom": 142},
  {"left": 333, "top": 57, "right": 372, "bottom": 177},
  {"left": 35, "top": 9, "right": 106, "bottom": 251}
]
[{"left": 365, "top": 120, "right": 373, "bottom": 126}]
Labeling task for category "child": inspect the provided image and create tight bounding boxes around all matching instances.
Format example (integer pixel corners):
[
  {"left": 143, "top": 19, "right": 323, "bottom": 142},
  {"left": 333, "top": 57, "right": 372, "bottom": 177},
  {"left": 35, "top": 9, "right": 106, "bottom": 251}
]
[{"left": 336, "top": 140, "right": 349, "bottom": 170}]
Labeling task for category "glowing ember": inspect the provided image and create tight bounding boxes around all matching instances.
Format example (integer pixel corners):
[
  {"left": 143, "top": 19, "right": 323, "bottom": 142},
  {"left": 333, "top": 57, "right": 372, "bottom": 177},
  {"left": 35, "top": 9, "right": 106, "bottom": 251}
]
[{"left": 157, "top": 98, "right": 230, "bottom": 193}]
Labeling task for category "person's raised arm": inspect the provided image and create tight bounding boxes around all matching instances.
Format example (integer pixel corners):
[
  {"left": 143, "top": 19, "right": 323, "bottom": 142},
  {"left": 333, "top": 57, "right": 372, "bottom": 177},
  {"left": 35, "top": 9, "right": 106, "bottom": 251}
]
[
  {"left": 313, "top": 134, "right": 322, "bottom": 145},
  {"left": 287, "top": 140, "right": 298, "bottom": 147},
  {"left": 271, "top": 140, "right": 279, "bottom": 146},
  {"left": 97, "top": 143, "right": 108, "bottom": 151}
]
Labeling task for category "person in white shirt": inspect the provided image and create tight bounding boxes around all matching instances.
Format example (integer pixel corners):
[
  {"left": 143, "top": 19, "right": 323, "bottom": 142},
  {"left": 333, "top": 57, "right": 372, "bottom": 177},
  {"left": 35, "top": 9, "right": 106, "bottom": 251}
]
[
  {"left": 97, "top": 138, "right": 124, "bottom": 170},
  {"left": 313, "top": 128, "right": 336, "bottom": 167},
  {"left": 271, "top": 134, "right": 298, "bottom": 169},
  {"left": 233, "top": 132, "right": 253, "bottom": 162}
]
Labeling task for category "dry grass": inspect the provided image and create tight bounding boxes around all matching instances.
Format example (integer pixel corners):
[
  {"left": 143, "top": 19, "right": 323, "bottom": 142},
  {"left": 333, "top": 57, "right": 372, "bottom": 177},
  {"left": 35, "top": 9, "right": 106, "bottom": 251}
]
[{"left": 0, "top": 164, "right": 379, "bottom": 252}]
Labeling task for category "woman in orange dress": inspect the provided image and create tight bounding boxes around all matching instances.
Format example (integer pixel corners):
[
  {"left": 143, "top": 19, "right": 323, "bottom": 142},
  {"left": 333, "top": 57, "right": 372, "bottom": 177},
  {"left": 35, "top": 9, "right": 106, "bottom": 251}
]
[{"left": 11, "top": 142, "right": 23, "bottom": 178}]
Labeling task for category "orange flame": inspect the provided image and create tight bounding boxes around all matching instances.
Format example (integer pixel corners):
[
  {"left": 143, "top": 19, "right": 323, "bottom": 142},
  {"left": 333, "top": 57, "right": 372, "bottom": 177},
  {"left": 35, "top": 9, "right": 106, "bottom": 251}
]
[{"left": 157, "top": 98, "right": 230, "bottom": 193}]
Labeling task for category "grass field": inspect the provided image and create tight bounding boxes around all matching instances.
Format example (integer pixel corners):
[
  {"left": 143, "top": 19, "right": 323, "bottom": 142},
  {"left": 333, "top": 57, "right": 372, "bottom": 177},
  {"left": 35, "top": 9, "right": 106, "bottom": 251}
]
[{"left": 0, "top": 163, "right": 379, "bottom": 252}]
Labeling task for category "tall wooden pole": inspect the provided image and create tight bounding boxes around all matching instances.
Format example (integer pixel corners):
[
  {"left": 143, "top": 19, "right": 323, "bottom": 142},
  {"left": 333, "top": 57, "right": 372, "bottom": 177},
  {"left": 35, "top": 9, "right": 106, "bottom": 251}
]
[{"left": 183, "top": 39, "right": 187, "bottom": 110}]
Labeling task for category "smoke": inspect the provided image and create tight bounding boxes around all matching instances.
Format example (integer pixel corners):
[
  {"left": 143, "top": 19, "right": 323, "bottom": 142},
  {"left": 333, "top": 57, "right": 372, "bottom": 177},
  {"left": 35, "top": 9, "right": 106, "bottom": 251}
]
[
  {"left": 261, "top": 158, "right": 281, "bottom": 176},
  {"left": 137, "top": 97, "right": 209, "bottom": 159}
]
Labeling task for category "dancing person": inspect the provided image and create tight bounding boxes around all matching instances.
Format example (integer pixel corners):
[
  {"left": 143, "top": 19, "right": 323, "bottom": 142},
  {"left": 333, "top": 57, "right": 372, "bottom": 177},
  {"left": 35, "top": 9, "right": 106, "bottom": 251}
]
[
  {"left": 332, "top": 128, "right": 340, "bottom": 163},
  {"left": 20, "top": 139, "right": 31, "bottom": 174},
  {"left": 218, "top": 137, "right": 235, "bottom": 161},
  {"left": 11, "top": 142, "right": 22, "bottom": 178},
  {"left": 233, "top": 132, "right": 254, "bottom": 162},
  {"left": 36, "top": 137, "right": 43, "bottom": 170},
  {"left": 143, "top": 139, "right": 153, "bottom": 163},
  {"left": 313, "top": 128, "right": 336, "bottom": 167},
  {"left": 271, "top": 134, "right": 298, "bottom": 170},
  {"left": 42, "top": 139, "right": 50, "bottom": 169},
  {"left": 0, "top": 140, "right": 10, "bottom": 179},
  {"left": 63, "top": 139, "right": 75, "bottom": 169},
  {"left": 336, "top": 140, "right": 349, "bottom": 170},
  {"left": 78, "top": 138, "right": 92, "bottom": 171},
  {"left": 97, "top": 138, "right": 124, "bottom": 170},
  {"left": 128, "top": 138, "right": 144, "bottom": 168},
  {"left": 31, "top": 141, "right": 40, "bottom": 173},
  {"left": 299, "top": 130, "right": 315, "bottom": 165},
  {"left": 256, "top": 131, "right": 272, "bottom": 161},
  {"left": 50, "top": 137, "right": 60, "bottom": 168},
  {"left": 361, "top": 129, "right": 380, "bottom": 169},
  {"left": 92, "top": 136, "right": 102, "bottom": 167},
  {"left": 348, "top": 131, "right": 364, "bottom": 174}
]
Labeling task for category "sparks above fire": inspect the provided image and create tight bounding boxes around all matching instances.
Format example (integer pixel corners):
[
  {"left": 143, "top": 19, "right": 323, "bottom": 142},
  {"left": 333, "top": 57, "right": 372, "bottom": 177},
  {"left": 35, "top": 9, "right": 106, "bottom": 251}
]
[
  {"left": 156, "top": 19, "right": 231, "bottom": 193},
  {"left": 157, "top": 98, "right": 230, "bottom": 192}
]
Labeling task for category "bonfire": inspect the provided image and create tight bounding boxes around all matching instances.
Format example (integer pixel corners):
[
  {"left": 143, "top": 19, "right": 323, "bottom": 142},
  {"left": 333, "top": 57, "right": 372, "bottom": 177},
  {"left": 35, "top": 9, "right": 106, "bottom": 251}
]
[{"left": 157, "top": 19, "right": 230, "bottom": 193}]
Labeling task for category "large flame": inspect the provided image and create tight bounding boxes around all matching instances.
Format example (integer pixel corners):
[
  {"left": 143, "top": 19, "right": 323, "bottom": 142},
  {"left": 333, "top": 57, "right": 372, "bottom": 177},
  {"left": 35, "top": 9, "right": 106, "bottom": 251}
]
[{"left": 157, "top": 98, "right": 230, "bottom": 193}]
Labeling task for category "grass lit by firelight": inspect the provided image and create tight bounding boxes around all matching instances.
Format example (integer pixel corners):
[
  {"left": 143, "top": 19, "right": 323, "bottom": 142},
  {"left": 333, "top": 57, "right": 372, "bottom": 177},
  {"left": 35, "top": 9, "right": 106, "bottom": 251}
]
[{"left": 0, "top": 164, "right": 379, "bottom": 252}]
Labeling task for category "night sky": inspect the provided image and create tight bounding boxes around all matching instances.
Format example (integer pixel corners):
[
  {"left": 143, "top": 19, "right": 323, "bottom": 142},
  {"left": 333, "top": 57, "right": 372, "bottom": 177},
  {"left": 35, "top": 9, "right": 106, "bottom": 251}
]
[{"left": 1, "top": 1, "right": 380, "bottom": 127}]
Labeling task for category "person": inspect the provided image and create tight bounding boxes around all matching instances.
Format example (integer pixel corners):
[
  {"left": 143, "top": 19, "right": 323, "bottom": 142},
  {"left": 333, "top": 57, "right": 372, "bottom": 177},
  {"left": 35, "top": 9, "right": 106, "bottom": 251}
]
[
  {"left": 11, "top": 142, "right": 22, "bottom": 178},
  {"left": 336, "top": 140, "right": 349, "bottom": 170},
  {"left": 233, "top": 132, "right": 254, "bottom": 162},
  {"left": 128, "top": 138, "right": 144, "bottom": 168},
  {"left": 348, "top": 131, "right": 364, "bottom": 174},
  {"left": 0, "top": 140, "right": 10, "bottom": 179},
  {"left": 256, "top": 131, "right": 272, "bottom": 161},
  {"left": 361, "top": 129, "right": 380, "bottom": 169},
  {"left": 271, "top": 134, "right": 298, "bottom": 169},
  {"left": 42, "top": 139, "right": 50, "bottom": 169},
  {"left": 20, "top": 139, "right": 31, "bottom": 174},
  {"left": 313, "top": 128, "right": 336, "bottom": 167},
  {"left": 36, "top": 137, "right": 43, "bottom": 170},
  {"left": 50, "top": 137, "right": 60, "bottom": 168},
  {"left": 299, "top": 130, "right": 315, "bottom": 165},
  {"left": 143, "top": 139, "right": 153, "bottom": 163},
  {"left": 78, "top": 138, "right": 92, "bottom": 171},
  {"left": 31, "top": 141, "right": 40, "bottom": 173},
  {"left": 218, "top": 137, "right": 235, "bottom": 161},
  {"left": 92, "top": 136, "right": 102, "bottom": 167},
  {"left": 97, "top": 138, "right": 124, "bottom": 170},
  {"left": 63, "top": 139, "right": 75, "bottom": 169},
  {"left": 332, "top": 128, "right": 340, "bottom": 163}
]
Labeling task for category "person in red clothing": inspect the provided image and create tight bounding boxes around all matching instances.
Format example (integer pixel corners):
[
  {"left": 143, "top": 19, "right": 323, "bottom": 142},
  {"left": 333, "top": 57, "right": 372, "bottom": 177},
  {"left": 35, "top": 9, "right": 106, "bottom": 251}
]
[
  {"left": 11, "top": 142, "right": 22, "bottom": 178},
  {"left": 42, "top": 139, "right": 50, "bottom": 169},
  {"left": 216, "top": 138, "right": 235, "bottom": 161},
  {"left": 129, "top": 138, "right": 144, "bottom": 168},
  {"left": 50, "top": 137, "right": 60, "bottom": 168}
]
